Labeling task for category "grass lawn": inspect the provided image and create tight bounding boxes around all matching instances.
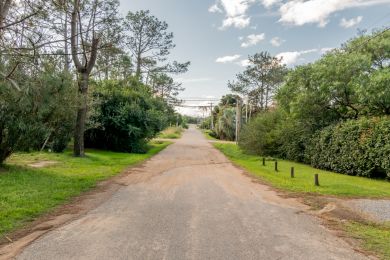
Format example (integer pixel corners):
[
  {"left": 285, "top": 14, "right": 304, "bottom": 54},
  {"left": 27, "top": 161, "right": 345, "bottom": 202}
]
[
  {"left": 214, "top": 143, "right": 390, "bottom": 198},
  {"left": 215, "top": 143, "right": 390, "bottom": 259},
  {"left": 346, "top": 222, "right": 390, "bottom": 260},
  {"left": 0, "top": 141, "right": 170, "bottom": 238},
  {"left": 158, "top": 126, "right": 184, "bottom": 139}
]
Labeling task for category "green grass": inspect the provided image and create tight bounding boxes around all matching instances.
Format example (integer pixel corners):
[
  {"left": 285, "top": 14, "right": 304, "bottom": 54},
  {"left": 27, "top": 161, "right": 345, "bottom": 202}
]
[
  {"left": 202, "top": 129, "right": 218, "bottom": 140},
  {"left": 158, "top": 126, "right": 184, "bottom": 139},
  {"left": 0, "top": 141, "right": 171, "bottom": 238},
  {"left": 346, "top": 222, "right": 390, "bottom": 259},
  {"left": 214, "top": 143, "right": 390, "bottom": 198}
]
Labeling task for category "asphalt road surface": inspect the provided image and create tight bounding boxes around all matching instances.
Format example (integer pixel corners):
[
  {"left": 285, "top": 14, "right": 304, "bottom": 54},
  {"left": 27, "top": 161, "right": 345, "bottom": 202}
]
[{"left": 18, "top": 126, "right": 366, "bottom": 260}]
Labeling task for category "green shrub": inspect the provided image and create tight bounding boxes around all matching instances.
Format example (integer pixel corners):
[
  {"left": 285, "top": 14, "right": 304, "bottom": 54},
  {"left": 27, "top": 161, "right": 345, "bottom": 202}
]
[
  {"left": 85, "top": 79, "right": 173, "bottom": 153},
  {"left": 215, "top": 108, "right": 236, "bottom": 141},
  {"left": 0, "top": 67, "right": 76, "bottom": 163},
  {"left": 307, "top": 117, "right": 390, "bottom": 178},
  {"left": 277, "top": 119, "right": 313, "bottom": 163},
  {"left": 238, "top": 110, "right": 282, "bottom": 156}
]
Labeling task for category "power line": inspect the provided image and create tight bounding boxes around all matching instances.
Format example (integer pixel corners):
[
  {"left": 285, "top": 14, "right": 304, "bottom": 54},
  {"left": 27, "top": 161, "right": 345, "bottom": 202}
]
[{"left": 346, "top": 26, "right": 390, "bottom": 53}]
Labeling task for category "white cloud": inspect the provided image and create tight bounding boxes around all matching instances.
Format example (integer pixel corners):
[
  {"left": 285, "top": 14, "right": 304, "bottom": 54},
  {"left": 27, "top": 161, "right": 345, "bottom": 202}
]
[
  {"left": 278, "top": 0, "right": 390, "bottom": 27},
  {"left": 261, "top": 0, "right": 281, "bottom": 8},
  {"left": 216, "top": 54, "right": 241, "bottom": 63},
  {"left": 239, "top": 59, "right": 251, "bottom": 67},
  {"left": 209, "top": 0, "right": 257, "bottom": 29},
  {"left": 340, "top": 16, "right": 363, "bottom": 28},
  {"left": 222, "top": 15, "right": 251, "bottom": 29},
  {"left": 241, "top": 33, "right": 265, "bottom": 48},
  {"left": 276, "top": 49, "right": 318, "bottom": 65},
  {"left": 208, "top": 4, "right": 222, "bottom": 13},
  {"left": 270, "top": 37, "right": 284, "bottom": 47}
]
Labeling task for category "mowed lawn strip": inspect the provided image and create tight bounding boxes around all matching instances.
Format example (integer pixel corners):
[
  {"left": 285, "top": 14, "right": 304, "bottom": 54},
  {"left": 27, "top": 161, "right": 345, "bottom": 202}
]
[
  {"left": 214, "top": 143, "right": 390, "bottom": 198},
  {"left": 0, "top": 141, "right": 171, "bottom": 238}
]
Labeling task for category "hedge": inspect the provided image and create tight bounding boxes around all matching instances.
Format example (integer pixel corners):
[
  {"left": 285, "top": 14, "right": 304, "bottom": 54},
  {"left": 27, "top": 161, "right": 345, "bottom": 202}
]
[{"left": 307, "top": 117, "right": 390, "bottom": 178}]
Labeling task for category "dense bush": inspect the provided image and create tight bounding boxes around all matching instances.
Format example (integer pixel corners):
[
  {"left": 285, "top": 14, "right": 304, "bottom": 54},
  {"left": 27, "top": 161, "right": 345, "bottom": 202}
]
[
  {"left": 215, "top": 108, "right": 236, "bottom": 141},
  {"left": 0, "top": 68, "right": 76, "bottom": 163},
  {"left": 307, "top": 117, "right": 390, "bottom": 178},
  {"left": 277, "top": 119, "right": 313, "bottom": 163},
  {"left": 238, "top": 110, "right": 282, "bottom": 155},
  {"left": 85, "top": 79, "right": 173, "bottom": 153}
]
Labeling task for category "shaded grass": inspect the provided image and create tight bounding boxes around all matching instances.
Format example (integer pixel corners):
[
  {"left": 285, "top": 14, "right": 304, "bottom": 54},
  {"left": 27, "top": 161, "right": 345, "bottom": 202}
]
[
  {"left": 214, "top": 143, "right": 390, "bottom": 198},
  {"left": 158, "top": 126, "right": 184, "bottom": 139},
  {"left": 202, "top": 129, "right": 218, "bottom": 140},
  {"left": 0, "top": 141, "right": 171, "bottom": 238},
  {"left": 346, "top": 222, "right": 390, "bottom": 260}
]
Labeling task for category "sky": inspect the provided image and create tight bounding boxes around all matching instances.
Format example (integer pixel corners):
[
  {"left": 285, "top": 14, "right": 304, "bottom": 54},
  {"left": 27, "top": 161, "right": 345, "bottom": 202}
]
[{"left": 119, "top": 0, "right": 390, "bottom": 116}]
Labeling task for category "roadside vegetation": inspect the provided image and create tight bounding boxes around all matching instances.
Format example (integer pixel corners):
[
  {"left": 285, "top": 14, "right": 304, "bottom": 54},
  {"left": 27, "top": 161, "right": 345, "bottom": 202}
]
[
  {"left": 214, "top": 143, "right": 390, "bottom": 198},
  {"left": 158, "top": 126, "right": 185, "bottom": 139},
  {"left": 346, "top": 222, "right": 390, "bottom": 260},
  {"left": 204, "top": 29, "right": 390, "bottom": 180},
  {"left": 215, "top": 142, "right": 390, "bottom": 259},
  {"left": 0, "top": 141, "right": 170, "bottom": 238},
  {"left": 202, "top": 129, "right": 218, "bottom": 140},
  {"left": 0, "top": 1, "right": 188, "bottom": 240}
]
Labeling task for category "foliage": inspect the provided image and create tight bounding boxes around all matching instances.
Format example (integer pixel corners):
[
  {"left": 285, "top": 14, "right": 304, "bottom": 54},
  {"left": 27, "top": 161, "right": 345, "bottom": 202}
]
[
  {"left": 150, "top": 73, "right": 184, "bottom": 104},
  {"left": 158, "top": 126, "right": 184, "bottom": 139},
  {"left": 215, "top": 108, "right": 236, "bottom": 141},
  {"left": 229, "top": 52, "right": 287, "bottom": 112},
  {"left": 238, "top": 110, "right": 282, "bottom": 155},
  {"left": 214, "top": 143, "right": 390, "bottom": 197},
  {"left": 236, "top": 29, "right": 390, "bottom": 179},
  {"left": 123, "top": 10, "right": 175, "bottom": 77},
  {"left": 85, "top": 79, "right": 174, "bottom": 153},
  {"left": 0, "top": 141, "right": 171, "bottom": 238},
  {"left": 307, "top": 117, "right": 390, "bottom": 178},
  {"left": 0, "top": 65, "right": 76, "bottom": 163}
]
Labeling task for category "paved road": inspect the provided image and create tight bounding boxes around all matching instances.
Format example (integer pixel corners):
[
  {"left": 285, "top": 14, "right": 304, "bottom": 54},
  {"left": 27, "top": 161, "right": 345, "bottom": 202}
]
[{"left": 18, "top": 126, "right": 366, "bottom": 260}]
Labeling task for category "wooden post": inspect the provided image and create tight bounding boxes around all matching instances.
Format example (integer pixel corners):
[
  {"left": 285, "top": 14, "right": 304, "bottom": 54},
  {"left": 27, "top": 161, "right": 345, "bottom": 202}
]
[
  {"left": 314, "top": 174, "right": 320, "bottom": 186},
  {"left": 275, "top": 161, "right": 278, "bottom": 172},
  {"left": 262, "top": 157, "right": 265, "bottom": 166},
  {"left": 291, "top": 167, "right": 294, "bottom": 178}
]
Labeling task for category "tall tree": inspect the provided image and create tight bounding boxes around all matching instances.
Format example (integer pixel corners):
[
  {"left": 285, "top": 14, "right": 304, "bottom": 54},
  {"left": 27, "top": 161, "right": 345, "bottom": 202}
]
[
  {"left": 123, "top": 10, "right": 175, "bottom": 79},
  {"left": 229, "top": 52, "right": 287, "bottom": 112},
  {"left": 150, "top": 73, "right": 183, "bottom": 104},
  {"left": 70, "top": 0, "right": 120, "bottom": 157}
]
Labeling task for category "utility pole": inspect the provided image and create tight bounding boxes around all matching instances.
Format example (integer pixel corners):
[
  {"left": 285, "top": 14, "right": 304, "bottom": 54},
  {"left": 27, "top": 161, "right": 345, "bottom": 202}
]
[
  {"left": 209, "top": 102, "right": 214, "bottom": 130},
  {"left": 235, "top": 99, "right": 242, "bottom": 144}
]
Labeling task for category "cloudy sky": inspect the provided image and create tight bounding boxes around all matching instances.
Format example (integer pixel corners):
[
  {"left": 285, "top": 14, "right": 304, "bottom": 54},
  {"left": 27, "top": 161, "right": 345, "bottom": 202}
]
[{"left": 119, "top": 0, "right": 390, "bottom": 115}]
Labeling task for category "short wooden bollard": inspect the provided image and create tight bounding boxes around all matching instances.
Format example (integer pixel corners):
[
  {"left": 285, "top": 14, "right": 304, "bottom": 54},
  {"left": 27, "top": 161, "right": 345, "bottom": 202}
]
[
  {"left": 314, "top": 174, "right": 320, "bottom": 186},
  {"left": 262, "top": 157, "right": 266, "bottom": 166},
  {"left": 291, "top": 167, "right": 295, "bottom": 178},
  {"left": 274, "top": 161, "right": 278, "bottom": 172}
]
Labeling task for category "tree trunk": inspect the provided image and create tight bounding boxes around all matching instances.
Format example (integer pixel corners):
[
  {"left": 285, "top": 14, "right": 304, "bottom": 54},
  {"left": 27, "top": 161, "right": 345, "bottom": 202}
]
[
  {"left": 136, "top": 53, "right": 142, "bottom": 79},
  {"left": 64, "top": 11, "right": 70, "bottom": 72},
  {"left": 74, "top": 73, "right": 88, "bottom": 157}
]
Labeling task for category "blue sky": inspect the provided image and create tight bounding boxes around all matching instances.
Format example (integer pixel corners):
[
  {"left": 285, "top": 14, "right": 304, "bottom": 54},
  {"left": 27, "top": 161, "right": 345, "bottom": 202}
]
[{"left": 119, "top": 0, "right": 390, "bottom": 115}]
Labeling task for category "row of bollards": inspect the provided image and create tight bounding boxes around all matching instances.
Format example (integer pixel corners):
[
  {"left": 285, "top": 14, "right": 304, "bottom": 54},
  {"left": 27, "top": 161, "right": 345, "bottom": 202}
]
[{"left": 262, "top": 158, "right": 320, "bottom": 186}]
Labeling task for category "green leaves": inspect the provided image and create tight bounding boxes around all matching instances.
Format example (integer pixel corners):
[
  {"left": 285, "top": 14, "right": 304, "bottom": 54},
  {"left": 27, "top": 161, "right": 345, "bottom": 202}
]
[
  {"left": 84, "top": 79, "right": 174, "bottom": 153},
  {"left": 308, "top": 117, "right": 390, "bottom": 178}
]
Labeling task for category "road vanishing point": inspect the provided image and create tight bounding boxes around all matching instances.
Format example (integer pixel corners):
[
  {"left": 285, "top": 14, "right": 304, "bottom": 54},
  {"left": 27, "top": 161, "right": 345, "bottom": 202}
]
[{"left": 18, "top": 126, "right": 366, "bottom": 260}]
